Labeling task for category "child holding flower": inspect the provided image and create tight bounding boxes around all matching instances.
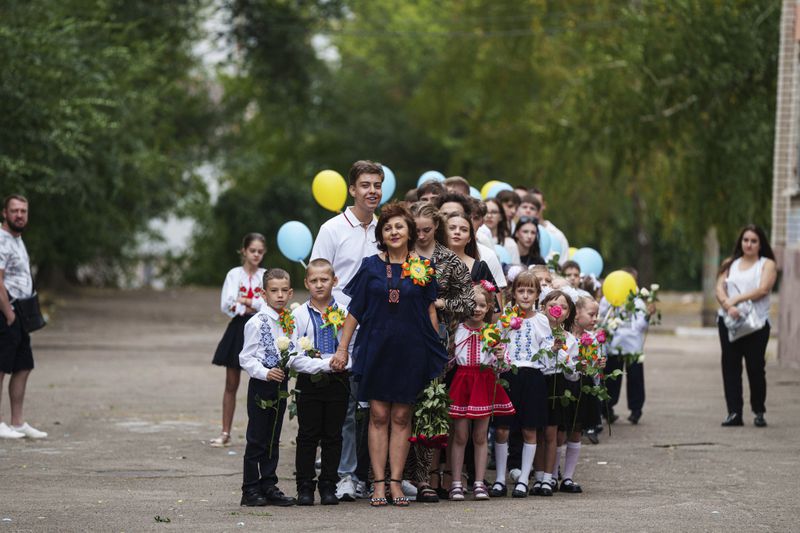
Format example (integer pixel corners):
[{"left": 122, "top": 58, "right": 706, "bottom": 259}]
[
  {"left": 238, "top": 268, "right": 297, "bottom": 507},
  {"left": 491, "top": 271, "right": 551, "bottom": 499},
  {"left": 447, "top": 284, "right": 515, "bottom": 501},
  {"left": 289, "top": 258, "right": 351, "bottom": 506},
  {"left": 532, "top": 289, "right": 579, "bottom": 497}
]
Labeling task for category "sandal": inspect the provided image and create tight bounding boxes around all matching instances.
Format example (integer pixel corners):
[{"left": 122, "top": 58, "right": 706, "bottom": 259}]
[
  {"left": 416, "top": 483, "right": 439, "bottom": 503},
  {"left": 512, "top": 482, "right": 528, "bottom": 498},
  {"left": 389, "top": 479, "right": 410, "bottom": 507},
  {"left": 370, "top": 479, "right": 388, "bottom": 507},
  {"left": 449, "top": 481, "right": 465, "bottom": 501},
  {"left": 473, "top": 481, "right": 489, "bottom": 500},
  {"left": 209, "top": 432, "right": 231, "bottom": 448}
]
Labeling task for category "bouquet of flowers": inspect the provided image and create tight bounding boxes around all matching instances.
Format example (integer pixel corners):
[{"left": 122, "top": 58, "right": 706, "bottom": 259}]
[{"left": 410, "top": 378, "right": 450, "bottom": 448}]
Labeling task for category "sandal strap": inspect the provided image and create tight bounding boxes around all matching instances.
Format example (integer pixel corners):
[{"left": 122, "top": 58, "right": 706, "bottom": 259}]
[
  {"left": 491, "top": 481, "right": 506, "bottom": 490},
  {"left": 389, "top": 479, "right": 403, "bottom": 483}
]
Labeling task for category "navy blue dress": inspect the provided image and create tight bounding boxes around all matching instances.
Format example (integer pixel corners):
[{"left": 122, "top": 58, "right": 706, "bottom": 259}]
[{"left": 345, "top": 254, "right": 448, "bottom": 404}]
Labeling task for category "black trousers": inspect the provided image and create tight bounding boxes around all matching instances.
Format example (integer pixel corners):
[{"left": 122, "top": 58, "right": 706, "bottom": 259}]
[
  {"left": 243, "top": 377, "right": 287, "bottom": 493},
  {"left": 295, "top": 373, "right": 350, "bottom": 487},
  {"left": 354, "top": 405, "right": 370, "bottom": 482},
  {"left": 718, "top": 318, "right": 770, "bottom": 415},
  {"left": 605, "top": 356, "right": 645, "bottom": 412}
]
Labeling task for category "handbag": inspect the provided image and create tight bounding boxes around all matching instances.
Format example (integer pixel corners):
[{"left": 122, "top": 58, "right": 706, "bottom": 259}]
[
  {"left": 722, "top": 300, "right": 765, "bottom": 343},
  {"left": 11, "top": 291, "right": 47, "bottom": 333}
]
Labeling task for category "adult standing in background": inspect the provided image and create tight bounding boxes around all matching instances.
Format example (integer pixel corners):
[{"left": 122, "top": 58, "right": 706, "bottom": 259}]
[
  {"left": 716, "top": 225, "right": 777, "bottom": 428},
  {"left": 310, "top": 160, "right": 383, "bottom": 501},
  {"left": 0, "top": 195, "right": 47, "bottom": 440}
]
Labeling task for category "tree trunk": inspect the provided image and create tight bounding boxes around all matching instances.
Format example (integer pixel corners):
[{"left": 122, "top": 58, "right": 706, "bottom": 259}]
[
  {"left": 632, "top": 191, "right": 654, "bottom": 285},
  {"left": 701, "top": 226, "right": 720, "bottom": 327}
]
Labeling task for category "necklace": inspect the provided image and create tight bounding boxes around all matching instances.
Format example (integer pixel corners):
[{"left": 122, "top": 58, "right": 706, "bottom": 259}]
[{"left": 384, "top": 253, "right": 409, "bottom": 305}]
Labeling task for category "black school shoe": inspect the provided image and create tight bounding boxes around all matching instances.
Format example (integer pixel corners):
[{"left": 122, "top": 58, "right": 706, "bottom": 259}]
[
  {"left": 240, "top": 489, "right": 268, "bottom": 507},
  {"left": 319, "top": 481, "right": 339, "bottom": 505},
  {"left": 721, "top": 413, "right": 743, "bottom": 427},
  {"left": 754, "top": 413, "right": 767, "bottom": 427},
  {"left": 560, "top": 479, "right": 582, "bottom": 493},
  {"left": 264, "top": 486, "right": 297, "bottom": 507},
  {"left": 296, "top": 481, "right": 315, "bottom": 506},
  {"left": 628, "top": 410, "right": 642, "bottom": 425}
]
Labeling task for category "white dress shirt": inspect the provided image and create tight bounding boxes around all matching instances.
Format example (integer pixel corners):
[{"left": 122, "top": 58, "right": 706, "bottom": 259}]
[
  {"left": 289, "top": 300, "right": 353, "bottom": 373},
  {"left": 239, "top": 305, "right": 296, "bottom": 381},
  {"left": 220, "top": 266, "right": 266, "bottom": 318},
  {"left": 599, "top": 297, "right": 649, "bottom": 355},
  {"left": 311, "top": 207, "right": 379, "bottom": 306}
]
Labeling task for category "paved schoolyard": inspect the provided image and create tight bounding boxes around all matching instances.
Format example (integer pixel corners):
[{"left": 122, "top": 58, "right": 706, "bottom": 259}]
[{"left": 0, "top": 288, "right": 797, "bottom": 532}]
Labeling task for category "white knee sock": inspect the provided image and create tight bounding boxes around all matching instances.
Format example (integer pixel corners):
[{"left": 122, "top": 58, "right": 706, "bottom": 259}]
[
  {"left": 552, "top": 445, "right": 564, "bottom": 479},
  {"left": 518, "top": 443, "right": 536, "bottom": 488},
  {"left": 563, "top": 441, "right": 581, "bottom": 480},
  {"left": 494, "top": 442, "right": 509, "bottom": 485}
]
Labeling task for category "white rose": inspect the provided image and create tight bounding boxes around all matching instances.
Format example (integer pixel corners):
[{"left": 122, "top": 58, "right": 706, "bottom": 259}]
[
  {"left": 276, "top": 336, "right": 291, "bottom": 351},
  {"left": 640, "top": 288, "right": 650, "bottom": 298},
  {"left": 298, "top": 336, "right": 314, "bottom": 352},
  {"left": 638, "top": 354, "right": 646, "bottom": 363},
  {"left": 290, "top": 302, "right": 300, "bottom": 311},
  {"left": 651, "top": 284, "right": 660, "bottom": 292}
]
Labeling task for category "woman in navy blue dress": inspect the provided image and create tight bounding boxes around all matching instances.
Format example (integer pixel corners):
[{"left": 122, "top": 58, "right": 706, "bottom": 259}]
[{"left": 331, "top": 202, "right": 447, "bottom": 507}]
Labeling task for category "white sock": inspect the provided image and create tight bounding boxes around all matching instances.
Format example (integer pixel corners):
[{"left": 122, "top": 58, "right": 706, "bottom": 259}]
[
  {"left": 542, "top": 472, "right": 553, "bottom": 486},
  {"left": 552, "top": 445, "right": 564, "bottom": 479},
  {"left": 518, "top": 443, "right": 537, "bottom": 488},
  {"left": 494, "top": 442, "right": 509, "bottom": 485},
  {"left": 564, "top": 441, "right": 581, "bottom": 480},
  {"left": 534, "top": 470, "right": 544, "bottom": 482}
]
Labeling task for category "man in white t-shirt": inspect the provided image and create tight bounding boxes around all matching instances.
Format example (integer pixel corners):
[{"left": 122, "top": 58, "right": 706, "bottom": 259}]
[
  {"left": 0, "top": 195, "right": 47, "bottom": 440},
  {"left": 310, "top": 160, "right": 383, "bottom": 501}
]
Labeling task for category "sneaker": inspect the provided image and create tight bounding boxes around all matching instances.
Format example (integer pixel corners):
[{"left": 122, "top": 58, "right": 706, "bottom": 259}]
[
  {"left": 354, "top": 480, "right": 369, "bottom": 499},
  {"left": 0, "top": 422, "right": 25, "bottom": 439},
  {"left": 12, "top": 423, "right": 47, "bottom": 439},
  {"left": 401, "top": 479, "right": 418, "bottom": 500},
  {"left": 509, "top": 468, "right": 522, "bottom": 484},
  {"left": 335, "top": 475, "right": 356, "bottom": 502}
]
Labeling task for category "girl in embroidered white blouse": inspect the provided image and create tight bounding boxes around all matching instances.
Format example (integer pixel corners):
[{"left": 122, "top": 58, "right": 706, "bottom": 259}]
[{"left": 210, "top": 233, "right": 267, "bottom": 447}]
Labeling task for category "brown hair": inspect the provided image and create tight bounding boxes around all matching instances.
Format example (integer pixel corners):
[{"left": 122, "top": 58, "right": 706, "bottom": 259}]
[
  {"left": 3, "top": 194, "right": 28, "bottom": 210},
  {"left": 496, "top": 190, "right": 520, "bottom": 207},
  {"left": 306, "top": 258, "right": 335, "bottom": 277},
  {"left": 404, "top": 188, "right": 419, "bottom": 202},
  {"left": 561, "top": 260, "right": 580, "bottom": 274},
  {"left": 519, "top": 194, "right": 542, "bottom": 211},
  {"left": 417, "top": 180, "right": 446, "bottom": 199},
  {"left": 510, "top": 270, "right": 541, "bottom": 307},
  {"left": 718, "top": 224, "right": 776, "bottom": 276},
  {"left": 445, "top": 212, "right": 479, "bottom": 260},
  {"left": 263, "top": 268, "right": 291, "bottom": 286},
  {"left": 471, "top": 283, "right": 495, "bottom": 323},
  {"left": 348, "top": 160, "right": 384, "bottom": 187},
  {"left": 411, "top": 201, "right": 445, "bottom": 244},
  {"left": 444, "top": 176, "right": 470, "bottom": 195},
  {"left": 375, "top": 202, "right": 417, "bottom": 252},
  {"left": 575, "top": 295, "right": 598, "bottom": 311}
]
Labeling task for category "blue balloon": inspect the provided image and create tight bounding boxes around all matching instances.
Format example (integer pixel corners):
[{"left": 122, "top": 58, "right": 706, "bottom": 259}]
[
  {"left": 469, "top": 186, "right": 482, "bottom": 200},
  {"left": 494, "top": 244, "right": 512, "bottom": 265},
  {"left": 487, "top": 182, "right": 513, "bottom": 199},
  {"left": 277, "top": 221, "right": 313, "bottom": 262},
  {"left": 417, "top": 170, "right": 446, "bottom": 188},
  {"left": 573, "top": 247, "right": 604, "bottom": 277},
  {"left": 380, "top": 165, "right": 396, "bottom": 205},
  {"left": 538, "top": 225, "right": 552, "bottom": 257}
]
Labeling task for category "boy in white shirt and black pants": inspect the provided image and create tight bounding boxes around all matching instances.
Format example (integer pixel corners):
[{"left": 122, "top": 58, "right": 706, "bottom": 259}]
[
  {"left": 289, "top": 259, "right": 351, "bottom": 505},
  {"left": 238, "top": 268, "right": 297, "bottom": 507}
]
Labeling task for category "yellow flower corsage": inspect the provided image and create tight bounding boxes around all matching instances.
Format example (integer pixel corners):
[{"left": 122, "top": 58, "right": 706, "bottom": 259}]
[
  {"left": 480, "top": 323, "right": 502, "bottom": 350},
  {"left": 499, "top": 305, "right": 526, "bottom": 328},
  {"left": 321, "top": 305, "right": 346, "bottom": 335},
  {"left": 278, "top": 308, "right": 295, "bottom": 335},
  {"left": 401, "top": 257, "right": 434, "bottom": 287}
]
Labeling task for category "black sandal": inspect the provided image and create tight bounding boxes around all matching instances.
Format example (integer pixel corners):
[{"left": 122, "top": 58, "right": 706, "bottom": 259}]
[
  {"left": 389, "top": 479, "right": 410, "bottom": 507},
  {"left": 512, "top": 482, "right": 528, "bottom": 498},
  {"left": 370, "top": 479, "right": 388, "bottom": 507},
  {"left": 435, "top": 470, "right": 451, "bottom": 500},
  {"left": 416, "top": 483, "right": 439, "bottom": 503},
  {"left": 489, "top": 481, "right": 507, "bottom": 497}
]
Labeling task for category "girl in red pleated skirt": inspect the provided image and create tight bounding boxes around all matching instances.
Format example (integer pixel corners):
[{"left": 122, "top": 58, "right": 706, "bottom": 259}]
[{"left": 447, "top": 284, "right": 515, "bottom": 501}]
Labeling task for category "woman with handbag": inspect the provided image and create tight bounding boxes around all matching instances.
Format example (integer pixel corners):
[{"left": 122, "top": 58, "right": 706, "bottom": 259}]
[{"left": 715, "top": 225, "right": 777, "bottom": 428}]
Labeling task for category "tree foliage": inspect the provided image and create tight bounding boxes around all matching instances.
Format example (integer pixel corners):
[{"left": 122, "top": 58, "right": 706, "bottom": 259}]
[{"left": 0, "top": 0, "right": 215, "bottom": 283}]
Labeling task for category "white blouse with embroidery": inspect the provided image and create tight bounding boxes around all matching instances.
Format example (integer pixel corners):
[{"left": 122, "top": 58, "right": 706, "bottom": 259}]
[{"left": 220, "top": 266, "right": 266, "bottom": 318}]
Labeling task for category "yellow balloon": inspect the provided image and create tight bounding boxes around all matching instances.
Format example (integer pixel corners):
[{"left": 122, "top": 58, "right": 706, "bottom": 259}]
[
  {"left": 602, "top": 270, "right": 638, "bottom": 307},
  {"left": 312, "top": 170, "right": 347, "bottom": 212},
  {"left": 480, "top": 180, "right": 501, "bottom": 199},
  {"left": 568, "top": 247, "right": 578, "bottom": 259}
]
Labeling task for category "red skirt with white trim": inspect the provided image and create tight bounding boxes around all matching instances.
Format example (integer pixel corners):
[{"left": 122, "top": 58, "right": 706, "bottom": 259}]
[{"left": 448, "top": 366, "right": 516, "bottom": 419}]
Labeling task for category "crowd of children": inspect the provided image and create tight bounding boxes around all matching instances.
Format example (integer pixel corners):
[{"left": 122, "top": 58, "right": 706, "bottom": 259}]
[{"left": 209, "top": 168, "right": 657, "bottom": 507}]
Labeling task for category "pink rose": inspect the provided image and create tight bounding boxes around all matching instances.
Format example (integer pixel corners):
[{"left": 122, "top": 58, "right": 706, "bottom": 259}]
[
  {"left": 596, "top": 330, "right": 607, "bottom": 344},
  {"left": 480, "top": 279, "right": 497, "bottom": 293},
  {"left": 548, "top": 305, "right": 563, "bottom": 319},
  {"left": 510, "top": 316, "right": 523, "bottom": 330},
  {"left": 580, "top": 332, "right": 593, "bottom": 346}
]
